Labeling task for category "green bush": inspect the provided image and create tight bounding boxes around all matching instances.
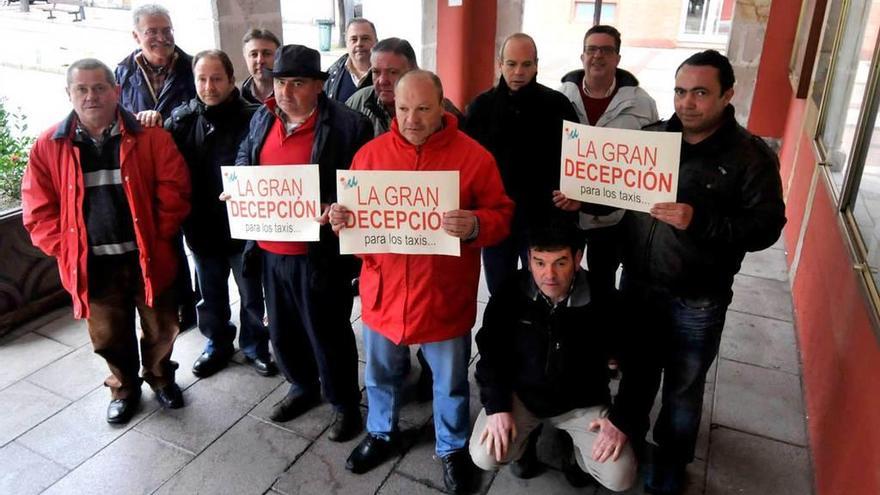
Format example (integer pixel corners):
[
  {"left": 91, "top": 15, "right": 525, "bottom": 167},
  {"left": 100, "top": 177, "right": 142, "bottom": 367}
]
[{"left": 0, "top": 99, "right": 34, "bottom": 204}]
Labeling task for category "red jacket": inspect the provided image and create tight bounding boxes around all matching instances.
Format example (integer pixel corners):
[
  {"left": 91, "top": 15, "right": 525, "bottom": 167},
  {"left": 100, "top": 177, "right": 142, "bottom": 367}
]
[
  {"left": 21, "top": 110, "right": 191, "bottom": 319},
  {"left": 354, "top": 113, "right": 514, "bottom": 344}
]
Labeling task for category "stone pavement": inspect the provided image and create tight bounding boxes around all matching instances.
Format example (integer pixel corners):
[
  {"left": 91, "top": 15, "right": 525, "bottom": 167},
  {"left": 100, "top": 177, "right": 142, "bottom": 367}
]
[{"left": 0, "top": 237, "right": 814, "bottom": 495}]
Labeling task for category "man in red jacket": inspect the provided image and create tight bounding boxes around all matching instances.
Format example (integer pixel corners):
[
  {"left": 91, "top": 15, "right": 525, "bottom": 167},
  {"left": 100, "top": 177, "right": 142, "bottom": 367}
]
[
  {"left": 330, "top": 70, "right": 514, "bottom": 494},
  {"left": 21, "top": 58, "right": 191, "bottom": 424}
]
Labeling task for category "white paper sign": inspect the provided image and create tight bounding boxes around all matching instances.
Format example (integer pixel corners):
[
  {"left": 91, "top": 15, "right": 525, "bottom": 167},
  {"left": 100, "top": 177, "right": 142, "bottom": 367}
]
[
  {"left": 336, "top": 170, "right": 460, "bottom": 256},
  {"left": 221, "top": 165, "right": 321, "bottom": 241},
  {"left": 559, "top": 120, "right": 681, "bottom": 213}
]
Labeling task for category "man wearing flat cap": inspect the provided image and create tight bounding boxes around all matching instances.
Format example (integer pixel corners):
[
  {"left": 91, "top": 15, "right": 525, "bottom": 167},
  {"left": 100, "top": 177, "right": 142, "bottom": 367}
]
[{"left": 233, "top": 44, "right": 373, "bottom": 441}]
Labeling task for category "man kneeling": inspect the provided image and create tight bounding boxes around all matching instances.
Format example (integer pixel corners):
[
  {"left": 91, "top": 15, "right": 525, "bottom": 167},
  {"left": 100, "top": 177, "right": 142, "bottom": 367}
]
[{"left": 470, "top": 219, "right": 642, "bottom": 492}]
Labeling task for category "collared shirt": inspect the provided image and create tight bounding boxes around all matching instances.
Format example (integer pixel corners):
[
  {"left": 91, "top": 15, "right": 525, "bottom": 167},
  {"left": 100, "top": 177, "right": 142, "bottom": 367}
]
[
  {"left": 135, "top": 51, "right": 179, "bottom": 105},
  {"left": 74, "top": 118, "right": 120, "bottom": 152},
  {"left": 274, "top": 105, "right": 317, "bottom": 136}
]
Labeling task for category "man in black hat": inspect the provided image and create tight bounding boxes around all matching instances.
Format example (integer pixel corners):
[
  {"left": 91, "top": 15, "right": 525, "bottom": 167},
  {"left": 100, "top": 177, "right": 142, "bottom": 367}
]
[{"left": 233, "top": 45, "right": 373, "bottom": 441}]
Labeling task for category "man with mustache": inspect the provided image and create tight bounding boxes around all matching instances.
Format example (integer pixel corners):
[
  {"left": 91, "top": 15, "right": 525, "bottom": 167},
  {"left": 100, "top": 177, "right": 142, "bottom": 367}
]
[
  {"left": 115, "top": 3, "right": 198, "bottom": 331},
  {"left": 164, "top": 50, "right": 276, "bottom": 379},
  {"left": 234, "top": 45, "right": 373, "bottom": 442},
  {"left": 22, "top": 58, "right": 190, "bottom": 424},
  {"left": 325, "top": 18, "right": 377, "bottom": 103},
  {"left": 464, "top": 33, "right": 579, "bottom": 297},
  {"left": 241, "top": 28, "right": 280, "bottom": 105},
  {"left": 555, "top": 25, "right": 658, "bottom": 296},
  {"left": 614, "top": 50, "right": 785, "bottom": 495}
]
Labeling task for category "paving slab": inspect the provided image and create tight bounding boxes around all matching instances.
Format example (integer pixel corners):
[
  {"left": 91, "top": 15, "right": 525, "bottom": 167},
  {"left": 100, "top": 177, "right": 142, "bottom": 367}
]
[
  {"left": 706, "top": 428, "right": 811, "bottom": 495},
  {"left": 720, "top": 310, "right": 800, "bottom": 375},
  {"left": 378, "top": 473, "right": 450, "bottom": 494},
  {"left": 134, "top": 378, "right": 254, "bottom": 454},
  {"left": 0, "top": 441, "right": 68, "bottom": 495},
  {"left": 714, "top": 359, "right": 806, "bottom": 446},
  {"left": 26, "top": 344, "right": 108, "bottom": 401},
  {"left": 395, "top": 425, "right": 493, "bottom": 494},
  {"left": 250, "top": 382, "right": 341, "bottom": 440},
  {"left": 16, "top": 384, "right": 159, "bottom": 469},
  {"left": 739, "top": 248, "right": 789, "bottom": 282},
  {"left": 0, "top": 308, "right": 68, "bottom": 345},
  {"left": 273, "top": 433, "right": 393, "bottom": 495},
  {"left": 487, "top": 466, "right": 591, "bottom": 495},
  {"left": 156, "top": 415, "right": 310, "bottom": 495},
  {"left": 32, "top": 314, "right": 90, "bottom": 348},
  {"left": 729, "top": 275, "right": 793, "bottom": 322},
  {"left": 42, "top": 429, "right": 192, "bottom": 495},
  {"left": 0, "top": 331, "right": 72, "bottom": 390},
  {"left": 0, "top": 380, "right": 70, "bottom": 446}
]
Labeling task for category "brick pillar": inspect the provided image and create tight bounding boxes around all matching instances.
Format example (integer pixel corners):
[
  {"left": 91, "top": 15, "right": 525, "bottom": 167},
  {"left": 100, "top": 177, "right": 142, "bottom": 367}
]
[{"left": 435, "top": 0, "right": 497, "bottom": 109}]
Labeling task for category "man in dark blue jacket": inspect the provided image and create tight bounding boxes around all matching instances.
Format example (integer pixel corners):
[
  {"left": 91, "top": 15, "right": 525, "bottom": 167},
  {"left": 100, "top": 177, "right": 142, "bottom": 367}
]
[
  {"left": 165, "top": 50, "right": 276, "bottom": 379},
  {"left": 115, "top": 3, "right": 198, "bottom": 330},
  {"left": 234, "top": 45, "right": 373, "bottom": 442}
]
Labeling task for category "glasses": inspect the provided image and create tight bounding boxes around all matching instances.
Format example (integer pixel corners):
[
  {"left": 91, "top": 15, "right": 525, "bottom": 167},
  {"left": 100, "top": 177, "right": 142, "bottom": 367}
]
[
  {"left": 142, "top": 27, "right": 174, "bottom": 39},
  {"left": 584, "top": 45, "right": 617, "bottom": 56}
]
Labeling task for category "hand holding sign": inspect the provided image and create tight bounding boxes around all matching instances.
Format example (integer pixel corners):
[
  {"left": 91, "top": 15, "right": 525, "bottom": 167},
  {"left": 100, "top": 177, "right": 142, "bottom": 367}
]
[
  {"left": 552, "top": 190, "right": 581, "bottom": 212},
  {"left": 650, "top": 202, "right": 693, "bottom": 230},
  {"left": 441, "top": 210, "right": 477, "bottom": 239}
]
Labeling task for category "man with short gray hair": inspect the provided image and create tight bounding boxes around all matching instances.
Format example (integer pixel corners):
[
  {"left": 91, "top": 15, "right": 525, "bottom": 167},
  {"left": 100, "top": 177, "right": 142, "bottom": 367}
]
[
  {"left": 241, "top": 28, "right": 280, "bottom": 104},
  {"left": 23, "top": 58, "right": 191, "bottom": 424},
  {"left": 115, "top": 3, "right": 198, "bottom": 331},
  {"left": 324, "top": 18, "right": 377, "bottom": 102}
]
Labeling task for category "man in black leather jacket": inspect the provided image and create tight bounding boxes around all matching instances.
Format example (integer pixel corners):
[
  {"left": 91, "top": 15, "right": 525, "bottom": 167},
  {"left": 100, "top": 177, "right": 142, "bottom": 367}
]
[
  {"left": 618, "top": 50, "right": 786, "bottom": 495},
  {"left": 165, "top": 50, "right": 276, "bottom": 380}
]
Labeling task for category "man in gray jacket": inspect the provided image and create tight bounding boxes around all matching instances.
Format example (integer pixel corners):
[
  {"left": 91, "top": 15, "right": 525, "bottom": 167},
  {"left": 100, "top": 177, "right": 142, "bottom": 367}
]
[{"left": 556, "top": 25, "right": 658, "bottom": 295}]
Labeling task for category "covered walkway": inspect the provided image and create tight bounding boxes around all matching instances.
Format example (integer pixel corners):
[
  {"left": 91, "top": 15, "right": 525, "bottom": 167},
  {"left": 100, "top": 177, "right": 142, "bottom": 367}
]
[{"left": 0, "top": 243, "right": 813, "bottom": 494}]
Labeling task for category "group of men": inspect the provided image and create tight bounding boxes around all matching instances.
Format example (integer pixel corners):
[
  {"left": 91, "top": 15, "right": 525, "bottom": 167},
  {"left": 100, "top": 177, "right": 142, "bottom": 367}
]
[{"left": 20, "top": 4, "right": 785, "bottom": 495}]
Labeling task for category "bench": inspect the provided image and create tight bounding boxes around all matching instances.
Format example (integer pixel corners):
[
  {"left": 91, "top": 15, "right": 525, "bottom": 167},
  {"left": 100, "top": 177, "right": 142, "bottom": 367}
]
[{"left": 39, "top": 1, "right": 85, "bottom": 22}]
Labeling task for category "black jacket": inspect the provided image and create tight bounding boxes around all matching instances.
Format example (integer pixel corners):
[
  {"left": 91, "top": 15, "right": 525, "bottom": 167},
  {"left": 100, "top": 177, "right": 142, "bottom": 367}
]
[
  {"left": 475, "top": 269, "right": 645, "bottom": 437},
  {"left": 164, "top": 89, "right": 258, "bottom": 256},
  {"left": 115, "top": 46, "right": 196, "bottom": 119},
  {"left": 464, "top": 77, "right": 578, "bottom": 229},
  {"left": 619, "top": 106, "right": 786, "bottom": 298},
  {"left": 235, "top": 93, "right": 373, "bottom": 288},
  {"left": 323, "top": 53, "right": 373, "bottom": 102}
]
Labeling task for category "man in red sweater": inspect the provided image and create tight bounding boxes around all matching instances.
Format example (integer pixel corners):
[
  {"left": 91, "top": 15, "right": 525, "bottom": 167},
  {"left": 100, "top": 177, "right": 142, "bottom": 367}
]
[{"left": 330, "top": 70, "right": 514, "bottom": 494}]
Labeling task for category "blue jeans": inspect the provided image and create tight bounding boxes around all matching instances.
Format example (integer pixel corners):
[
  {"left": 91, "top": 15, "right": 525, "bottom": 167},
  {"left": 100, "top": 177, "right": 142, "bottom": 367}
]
[
  {"left": 192, "top": 251, "right": 268, "bottom": 359},
  {"left": 622, "top": 279, "right": 729, "bottom": 466},
  {"left": 363, "top": 323, "right": 471, "bottom": 456}
]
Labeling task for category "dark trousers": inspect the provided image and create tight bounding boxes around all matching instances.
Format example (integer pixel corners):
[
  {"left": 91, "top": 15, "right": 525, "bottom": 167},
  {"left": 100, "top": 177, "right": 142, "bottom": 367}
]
[
  {"left": 262, "top": 253, "right": 360, "bottom": 411},
  {"left": 622, "top": 278, "right": 729, "bottom": 465},
  {"left": 583, "top": 225, "right": 621, "bottom": 295},
  {"left": 192, "top": 251, "right": 268, "bottom": 359},
  {"left": 482, "top": 230, "right": 528, "bottom": 296},
  {"left": 86, "top": 252, "right": 179, "bottom": 399}
]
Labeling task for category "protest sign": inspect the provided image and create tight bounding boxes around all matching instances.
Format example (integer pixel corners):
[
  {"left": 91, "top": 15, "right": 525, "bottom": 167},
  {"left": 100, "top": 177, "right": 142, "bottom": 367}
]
[
  {"left": 220, "top": 165, "right": 321, "bottom": 241},
  {"left": 336, "top": 170, "right": 460, "bottom": 256},
  {"left": 559, "top": 120, "right": 681, "bottom": 212}
]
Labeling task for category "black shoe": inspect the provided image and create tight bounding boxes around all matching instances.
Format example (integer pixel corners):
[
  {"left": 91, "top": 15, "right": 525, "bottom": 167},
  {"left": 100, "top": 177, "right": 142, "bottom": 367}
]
[
  {"left": 106, "top": 392, "right": 141, "bottom": 424},
  {"left": 245, "top": 356, "right": 278, "bottom": 377},
  {"left": 328, "top": 407, "right": 363, "bottom": 442},
  {"left": 441, "top": 450, "right": 473, "bottom": 494},
  {"left": 415, "top": 348, "right": 433, "bottom": 402},
  {"left": 645, "top": 459, "right": 686, "bottom": 495},
  {"left": 269, "top": 390, "right": 321, "bottom": 422},
  {"left": 191, "top": 351, "right": 230, "bottom": 378},
  {"left": 351, "top": 277, "right": 360, "bottom": 297},
  {"left": 510, "top": 426, "right": 542, "bottom": 479},
  {"left": 155, "top": 383, "right": 184, "bottom": 409},
  {"left": 559, "top": 432, "right": 595, "bottom": 487},
  {"left": 345, "top": 434, "right": 396, "bottom": 474}
]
